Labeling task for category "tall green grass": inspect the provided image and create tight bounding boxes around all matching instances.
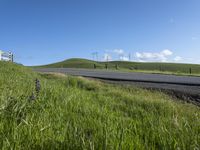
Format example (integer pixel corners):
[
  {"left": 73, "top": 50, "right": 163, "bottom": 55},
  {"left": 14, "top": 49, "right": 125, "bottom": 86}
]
[{"left": 0, "top": 61, "right": 200, "bottom": 149}]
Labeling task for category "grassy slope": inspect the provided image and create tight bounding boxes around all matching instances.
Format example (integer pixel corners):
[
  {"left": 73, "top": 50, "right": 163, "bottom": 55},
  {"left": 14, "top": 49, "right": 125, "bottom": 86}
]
[
  {"left": 0, "top": 61, "right": 200, "bottom": 149},
  {"left": 34, "top": 58, "right": 200, "bottom": 75},
  {"left": 37, "top": 58, "right": 104, "bottom": 69}
]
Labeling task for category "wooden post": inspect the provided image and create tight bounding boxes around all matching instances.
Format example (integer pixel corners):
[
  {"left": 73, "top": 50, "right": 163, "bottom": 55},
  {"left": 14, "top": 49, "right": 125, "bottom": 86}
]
[
  {"left": 35, "top": 78, "right": 41, "bottom": 97},
  {"left": 115, "top": 64, "right": 118, "bottom": 70},
  {"left": 189, "top": 68, "right": 192, "bottom": 74},
  {"left": 94, "top": 64, "right": 96, "bottom": 69},
  {"left": 105, "top": 64, "right": 108, "bottom": 69}
]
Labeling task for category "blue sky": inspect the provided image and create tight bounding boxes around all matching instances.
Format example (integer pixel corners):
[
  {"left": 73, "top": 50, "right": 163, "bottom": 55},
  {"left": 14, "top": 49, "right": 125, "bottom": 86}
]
[{"left": 0, "top": 0, "right": 200, "bottom": 65}]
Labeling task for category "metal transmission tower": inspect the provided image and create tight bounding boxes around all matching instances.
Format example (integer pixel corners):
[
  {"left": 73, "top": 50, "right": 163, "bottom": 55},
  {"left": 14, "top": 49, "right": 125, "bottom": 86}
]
[
  {"left": 95, "top": 52, "right": 98, "bottom": 61},
  {"left": 91, "top": 52, "right": 98, "bottom": 61},
  {"left": 91, "top": 52, "right": 95, "bottom": 61},
  {"left": 118, "top": 53, "right": 122, "bottom": 61},
  {"left": 129, "top": 53, "right": 131, "bottom": 61}
]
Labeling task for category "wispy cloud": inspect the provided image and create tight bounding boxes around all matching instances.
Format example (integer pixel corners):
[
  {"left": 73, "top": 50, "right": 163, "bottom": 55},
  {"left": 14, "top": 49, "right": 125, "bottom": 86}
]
[
  {"left": 103, "top": 53, "right": 112, "bottom": 61},
  {"left": 135, "top": 49, "right": 173, "bottom": 62},
  {"left": 174, "top": 56, "right": 182, "bottom": 62},
  {"left": 102, "top": 49, "right": 186, "bottom": 63},
  {"left": 192, "top": 37, "right": 198, "bottom": 40},
  {"left": 119, "top": 56, "right": 129, "bottom": 61},
  {"left": 103, "top": 49, "right": 129, "bottom": 61},
  {"left": 113, "top": 49, "right": 124, "bottom": 55}
]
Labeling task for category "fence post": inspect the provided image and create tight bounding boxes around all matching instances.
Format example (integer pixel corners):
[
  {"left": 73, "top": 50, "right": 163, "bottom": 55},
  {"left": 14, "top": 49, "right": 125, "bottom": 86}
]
[
  {"left": 115, "top": 64, "right": 118, "bottom": 70},
  {"left": 94, "top": 64, "right": 96, "bottom": 69},
  {"left": 159, "top": 66, "right": 162, "bottom": 72},
  {"left": 105, "top": 64, "right": 108, "bottom": 69},
  {"left": 135, "top": 65, "right": 138, "bottom": 70},
  {"left": 189, "top": 68, "right": 192, "bottom": 74}
]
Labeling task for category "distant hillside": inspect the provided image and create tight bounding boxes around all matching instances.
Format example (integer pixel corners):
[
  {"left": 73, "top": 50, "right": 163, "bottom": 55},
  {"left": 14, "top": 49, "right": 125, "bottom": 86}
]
[
  {"left": 36, "top": 58, "right": 104, "bottom": 69},
  {"left": 33, "top": 58, "right": 200, "bottom": 74}
]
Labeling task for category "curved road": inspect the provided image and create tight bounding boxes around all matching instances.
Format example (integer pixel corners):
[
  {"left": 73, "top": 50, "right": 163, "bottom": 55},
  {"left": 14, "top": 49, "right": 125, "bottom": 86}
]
[{"left": 34, "top": 68, "right": 200, "bottom": 105}]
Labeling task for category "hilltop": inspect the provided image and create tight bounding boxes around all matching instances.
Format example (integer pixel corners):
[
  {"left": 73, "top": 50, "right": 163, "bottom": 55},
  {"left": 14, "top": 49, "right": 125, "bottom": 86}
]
[
  {"left": 34, "top": 58, "right": 200, "bottom": 75},
  {"left": 0, "top": 61, "right": 200, "bottom": 149}
]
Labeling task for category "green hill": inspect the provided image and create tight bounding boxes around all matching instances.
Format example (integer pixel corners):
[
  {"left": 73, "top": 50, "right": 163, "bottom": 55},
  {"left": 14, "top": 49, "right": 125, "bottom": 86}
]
[
  {"left": 39, "top": 58, "right": 103, "bottom": 68},
  {"left": 34, "top": 58, "right": 200, "bottom": 74},
  {"left": 1, "top": 61, "right": 200, "bottom": 149}
]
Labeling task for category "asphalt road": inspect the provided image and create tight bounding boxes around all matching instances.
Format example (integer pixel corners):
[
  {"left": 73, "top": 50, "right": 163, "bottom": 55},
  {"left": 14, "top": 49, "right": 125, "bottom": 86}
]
[
  {"left": 34, "top": 68, "right": 200, "bottom": 85},
  {"left": 34, "top": 68, "right": 200, "bottom": 105}
]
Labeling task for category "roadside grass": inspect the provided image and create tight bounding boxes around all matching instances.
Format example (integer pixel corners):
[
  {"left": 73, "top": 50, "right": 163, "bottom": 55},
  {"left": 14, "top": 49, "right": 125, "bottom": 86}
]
[
  {"left": 115, "top": 68, "right": 200, "bottom": 77},
  {"left": 33, "top": 58, "right": 200, "bottom": 76},
  {"left": 0, "top": 61, "right": 200, "bottom": 149}
]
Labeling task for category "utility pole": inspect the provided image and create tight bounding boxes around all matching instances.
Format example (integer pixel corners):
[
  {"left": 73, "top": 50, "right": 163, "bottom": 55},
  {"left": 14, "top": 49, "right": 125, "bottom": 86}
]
[
  {"left": 129, "top": 53, "right": 131, "bottom": 61},
  {"left": 91, "top": 53, "right": 95, "bottom": 61},
  {"left": 96, "top": 52, "right": 98, "bottom": 61},
  {"left": 94, "top": 52, "right": 98, "bottom": 61},
  {"left": 91, "top": 52, "right": 98, "bottom": 61},
  {"left": 119, "top": 54, "right": 124, "bottom": 61}
]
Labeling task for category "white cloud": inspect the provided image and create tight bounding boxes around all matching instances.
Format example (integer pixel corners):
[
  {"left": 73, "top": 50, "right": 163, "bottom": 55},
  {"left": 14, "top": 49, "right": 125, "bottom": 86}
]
[
  {"left": 120, "top": 56, "right": 129, "bottom": 61},
  {"left": 100, "top": 49, "right": 189, "bottom": 63},
  {"left": 113, "top": 49, "right": 131, "bottom": 61},
  {"left": 102, "top": 49, "right": 126, "bottom": 61},
  {"left": 103, "top": 53, "right": 112, "bottom": 61},
  {"left": 174, "top": 56, "right": 182, "bottom": 62},
  {"left": 135, "top": 49, "right": 173, "bottom": 62},
  {"left": 113, "top": 49, "right": 124, "bottom": 55},
  {"left": 161, "top": 49, "right": 173, "bottom": 56}
]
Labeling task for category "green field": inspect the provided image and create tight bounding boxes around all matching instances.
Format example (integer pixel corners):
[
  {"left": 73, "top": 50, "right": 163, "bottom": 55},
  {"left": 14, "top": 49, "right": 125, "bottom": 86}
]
[
  {"left": 1, "top": 61, "right": 200, "bottom": 149},
  {"left": 34, "top": 58, "right": 200, "bottom": 75}
]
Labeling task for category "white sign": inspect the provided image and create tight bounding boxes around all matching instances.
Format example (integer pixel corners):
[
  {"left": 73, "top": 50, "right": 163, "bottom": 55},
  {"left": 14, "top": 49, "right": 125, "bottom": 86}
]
[{"left": 0, "top": 50, "right": 13, "bottom": 62}]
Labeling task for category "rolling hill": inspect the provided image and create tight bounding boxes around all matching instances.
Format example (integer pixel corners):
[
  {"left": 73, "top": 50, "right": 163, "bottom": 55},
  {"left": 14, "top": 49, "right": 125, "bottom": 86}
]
[{"left": 34, "top": 58, "right": 200, "bottom": 74}]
